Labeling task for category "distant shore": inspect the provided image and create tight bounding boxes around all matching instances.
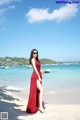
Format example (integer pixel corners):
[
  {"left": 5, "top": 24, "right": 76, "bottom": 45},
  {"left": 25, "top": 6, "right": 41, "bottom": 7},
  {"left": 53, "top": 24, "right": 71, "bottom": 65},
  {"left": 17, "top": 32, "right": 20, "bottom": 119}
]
[{"left": 0, "top": 57, "right": 80, "bottom": 67}]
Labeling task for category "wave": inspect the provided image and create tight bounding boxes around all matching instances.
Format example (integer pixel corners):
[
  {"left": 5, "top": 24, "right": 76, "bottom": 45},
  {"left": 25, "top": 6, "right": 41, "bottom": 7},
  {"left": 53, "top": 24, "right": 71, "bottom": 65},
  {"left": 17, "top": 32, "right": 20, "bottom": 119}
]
[
  {"left": 0, "top": 85, "right": 23, "bottom": 92},
  {"left": 74, "top": 62, "right": 80, "bottom": 64},
  {"left": 0, "top": 66, "right": 10, "bottom": 69},
  {"left": 42, "top": 63, "right": 59, "bottom": 66},
  {"left": 62, "top": 62, "right": 80, "bottom": 65},
  {"left": 62, "top": 63, "right": 74, "bottom": 65},
  {"left": 6, "top": 86, "right": 21, "bottom": 91},
  {"left": 51, "top": 63, "right": 59, "bottom": 65}
]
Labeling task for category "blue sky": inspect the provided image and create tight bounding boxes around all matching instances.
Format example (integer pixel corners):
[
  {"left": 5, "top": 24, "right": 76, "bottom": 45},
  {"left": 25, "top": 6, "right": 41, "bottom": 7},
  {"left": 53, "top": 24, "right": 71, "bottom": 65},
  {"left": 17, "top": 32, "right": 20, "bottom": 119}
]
[{"left": 0, "top": 0, "right": 80, "bottom": 62}]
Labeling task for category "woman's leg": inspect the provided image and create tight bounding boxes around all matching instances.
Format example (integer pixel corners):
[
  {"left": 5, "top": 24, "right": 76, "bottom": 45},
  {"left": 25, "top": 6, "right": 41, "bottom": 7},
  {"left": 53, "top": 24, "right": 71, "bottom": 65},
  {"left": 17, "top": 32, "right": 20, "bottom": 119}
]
[{"left": 37, "top": 80, "right": 44, "bottom": 110}]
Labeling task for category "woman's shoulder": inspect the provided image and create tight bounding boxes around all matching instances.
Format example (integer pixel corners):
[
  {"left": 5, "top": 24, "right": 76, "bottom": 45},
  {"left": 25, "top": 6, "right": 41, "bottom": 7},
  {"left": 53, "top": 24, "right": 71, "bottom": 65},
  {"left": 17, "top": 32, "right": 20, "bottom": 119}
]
[{"left": 31, "top": 58, "right": 36, "bottom": 63}]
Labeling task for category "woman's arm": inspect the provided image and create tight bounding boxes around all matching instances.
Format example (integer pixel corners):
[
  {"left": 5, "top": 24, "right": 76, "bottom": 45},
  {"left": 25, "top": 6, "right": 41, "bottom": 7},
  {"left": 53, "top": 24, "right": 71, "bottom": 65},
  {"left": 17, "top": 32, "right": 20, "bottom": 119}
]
[
  {"left": 41, "top": 70, "right": 45, "bottom": 74},
  {"left": 31, "top": 58, "right": 42, "bottom": 82}
]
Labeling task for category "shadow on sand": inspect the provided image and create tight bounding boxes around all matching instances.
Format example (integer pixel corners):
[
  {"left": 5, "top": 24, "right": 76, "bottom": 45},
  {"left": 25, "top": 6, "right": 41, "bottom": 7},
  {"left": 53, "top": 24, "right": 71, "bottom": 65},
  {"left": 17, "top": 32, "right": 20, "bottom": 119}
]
[{"left": 0, "top": 87, "right": 33, "bottom": 120}]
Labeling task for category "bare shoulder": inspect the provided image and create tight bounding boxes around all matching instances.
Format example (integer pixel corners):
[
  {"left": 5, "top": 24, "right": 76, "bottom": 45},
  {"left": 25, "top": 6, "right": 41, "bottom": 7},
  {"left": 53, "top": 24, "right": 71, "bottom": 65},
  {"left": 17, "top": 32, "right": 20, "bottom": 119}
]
[{"left": 31, "top": 58, "right": 35, "bottom": 63}]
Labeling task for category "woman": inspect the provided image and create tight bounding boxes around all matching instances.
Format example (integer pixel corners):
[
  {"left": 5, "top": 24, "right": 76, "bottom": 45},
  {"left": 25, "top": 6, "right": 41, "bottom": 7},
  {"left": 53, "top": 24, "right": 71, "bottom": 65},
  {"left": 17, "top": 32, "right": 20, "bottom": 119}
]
[{"left": 26, "top": 49, "right": 44, "bottom": 113}]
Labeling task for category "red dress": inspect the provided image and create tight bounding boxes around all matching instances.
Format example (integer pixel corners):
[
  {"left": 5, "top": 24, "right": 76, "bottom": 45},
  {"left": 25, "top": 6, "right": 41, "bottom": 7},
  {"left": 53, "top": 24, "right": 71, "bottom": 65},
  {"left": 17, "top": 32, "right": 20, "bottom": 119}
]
[{"left": 26, "top": 59, "right": 42, "bottom": 113}]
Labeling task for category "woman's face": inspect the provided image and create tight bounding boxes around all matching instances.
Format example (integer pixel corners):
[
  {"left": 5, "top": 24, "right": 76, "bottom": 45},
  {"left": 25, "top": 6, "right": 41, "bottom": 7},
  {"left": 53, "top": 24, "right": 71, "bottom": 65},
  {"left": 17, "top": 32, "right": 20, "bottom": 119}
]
[{"left": 33, "top": 50, "right": 38, "bottom": 58}]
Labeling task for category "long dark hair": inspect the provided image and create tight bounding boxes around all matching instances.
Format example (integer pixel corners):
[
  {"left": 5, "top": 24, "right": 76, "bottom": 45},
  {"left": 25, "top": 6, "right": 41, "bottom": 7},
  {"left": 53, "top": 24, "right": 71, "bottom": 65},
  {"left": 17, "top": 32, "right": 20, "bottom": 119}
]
[{"left": 29, "top": 49, "right": 40, "bottom": 65}]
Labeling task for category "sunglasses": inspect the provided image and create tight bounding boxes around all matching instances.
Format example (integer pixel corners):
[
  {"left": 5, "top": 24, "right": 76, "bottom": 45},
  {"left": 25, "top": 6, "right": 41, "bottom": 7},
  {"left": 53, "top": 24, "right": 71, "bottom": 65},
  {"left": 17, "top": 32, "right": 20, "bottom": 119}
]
[{"left": 33, "top": 51, "right": 38, "bottom": 54}]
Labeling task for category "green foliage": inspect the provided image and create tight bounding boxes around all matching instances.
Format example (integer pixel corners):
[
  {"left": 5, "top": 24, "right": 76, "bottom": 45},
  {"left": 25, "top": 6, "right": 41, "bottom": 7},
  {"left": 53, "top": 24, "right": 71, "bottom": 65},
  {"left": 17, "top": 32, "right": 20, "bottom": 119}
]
[
  {"left": 0, "top": 57, "right": 57, "bottom": 66},
  {"left": 40, "top": 58, "right": 57, "bottom": 64}
]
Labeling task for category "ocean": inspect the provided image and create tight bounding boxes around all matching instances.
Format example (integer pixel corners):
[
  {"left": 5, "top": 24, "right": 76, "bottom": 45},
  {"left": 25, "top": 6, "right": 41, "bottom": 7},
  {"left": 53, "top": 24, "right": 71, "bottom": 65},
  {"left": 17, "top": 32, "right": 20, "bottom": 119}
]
[{"left": 0, "top": 63, "right": 80, "bottom": 91}]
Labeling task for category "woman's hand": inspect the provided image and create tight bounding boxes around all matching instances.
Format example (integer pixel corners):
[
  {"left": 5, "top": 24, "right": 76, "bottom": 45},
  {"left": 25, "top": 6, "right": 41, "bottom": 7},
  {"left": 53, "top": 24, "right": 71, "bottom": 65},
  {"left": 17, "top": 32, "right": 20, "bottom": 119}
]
[
  {"left": 41, "top": 70, "right": 45, "bottom": 74},
  {"left": 38, "top": 76, "right": 42, "bottom": 82}
]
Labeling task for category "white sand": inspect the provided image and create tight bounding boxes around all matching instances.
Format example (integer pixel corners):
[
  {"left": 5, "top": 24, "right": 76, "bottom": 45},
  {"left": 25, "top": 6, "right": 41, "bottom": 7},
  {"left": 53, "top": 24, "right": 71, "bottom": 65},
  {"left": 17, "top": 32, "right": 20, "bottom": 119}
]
[{"left": 0, "top": 89, "right": 80, "bottom": 120}]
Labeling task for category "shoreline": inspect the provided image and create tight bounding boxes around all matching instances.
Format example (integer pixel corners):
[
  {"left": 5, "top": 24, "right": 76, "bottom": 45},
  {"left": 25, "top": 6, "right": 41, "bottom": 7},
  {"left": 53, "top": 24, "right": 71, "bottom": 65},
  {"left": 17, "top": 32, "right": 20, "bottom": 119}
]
[
  {"left": 1, "top": 82, "right": 80, "bottom": 104},
  {"left": 12, "top": 87, "right": 80, "bottom": 105}
]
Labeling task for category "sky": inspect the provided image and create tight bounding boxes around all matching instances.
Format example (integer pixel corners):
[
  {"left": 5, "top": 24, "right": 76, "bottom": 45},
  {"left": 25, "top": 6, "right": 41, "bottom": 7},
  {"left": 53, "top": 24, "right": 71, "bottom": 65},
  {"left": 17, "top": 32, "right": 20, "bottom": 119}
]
[{"left": 0, "top": 0, "right": 80, "bottom": 62}]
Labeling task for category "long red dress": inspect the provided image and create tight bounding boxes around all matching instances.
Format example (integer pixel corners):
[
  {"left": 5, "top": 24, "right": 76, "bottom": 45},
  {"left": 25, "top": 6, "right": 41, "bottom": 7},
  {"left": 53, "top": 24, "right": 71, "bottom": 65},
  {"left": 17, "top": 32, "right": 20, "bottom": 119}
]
[{"left": 26, "top": 59, "right": 42, "bottom": 113}]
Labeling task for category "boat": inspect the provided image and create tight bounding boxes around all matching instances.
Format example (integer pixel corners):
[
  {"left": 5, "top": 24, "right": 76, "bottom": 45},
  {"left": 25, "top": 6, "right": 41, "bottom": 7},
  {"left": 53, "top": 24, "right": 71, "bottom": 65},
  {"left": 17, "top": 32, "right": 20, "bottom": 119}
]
[
  {"left": 42, "top": 69, "right": 51, "bottom": 73},
  {"left": 0, "top": 66, "right": 9, "bottom": 69},
  {"left": 26, "top": 65, "right": 32, "bottom": 68},
  {"left": 5, "top": 66, "right": 9, "bottom": 69}
]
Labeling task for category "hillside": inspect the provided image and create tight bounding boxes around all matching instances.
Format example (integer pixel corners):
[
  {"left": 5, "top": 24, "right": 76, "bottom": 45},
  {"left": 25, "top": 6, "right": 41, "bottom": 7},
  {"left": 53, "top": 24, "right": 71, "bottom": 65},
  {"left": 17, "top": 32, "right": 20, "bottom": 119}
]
[
  {"left": 40, "top": 58, "right": 57, "bottom": 64},
  {"left": 0, "top": 57, "right": 57, "bottom": 66}
]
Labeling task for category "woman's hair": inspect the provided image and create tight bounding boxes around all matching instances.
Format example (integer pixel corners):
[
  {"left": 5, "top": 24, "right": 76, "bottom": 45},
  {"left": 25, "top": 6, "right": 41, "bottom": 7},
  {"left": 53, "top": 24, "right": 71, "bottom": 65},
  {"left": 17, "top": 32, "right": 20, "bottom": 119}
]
[{"left": 29, "top": 49, "right": 40, "bottom": 65}]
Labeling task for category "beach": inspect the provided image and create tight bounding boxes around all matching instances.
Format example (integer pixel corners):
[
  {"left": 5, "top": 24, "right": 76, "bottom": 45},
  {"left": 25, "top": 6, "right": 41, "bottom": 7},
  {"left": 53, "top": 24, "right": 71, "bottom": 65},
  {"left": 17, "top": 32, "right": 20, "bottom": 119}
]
[
  {"left": 0, "top": 64, "right": 80, "bottom": 120},
  {"left": 0, "top": 85, "right": 80, "bottom": 120}
]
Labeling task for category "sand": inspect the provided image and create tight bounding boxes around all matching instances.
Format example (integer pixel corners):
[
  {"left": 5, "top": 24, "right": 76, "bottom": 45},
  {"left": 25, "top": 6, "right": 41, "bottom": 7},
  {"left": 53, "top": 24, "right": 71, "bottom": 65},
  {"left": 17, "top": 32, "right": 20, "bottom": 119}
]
[{"left": 0, "top": 86, "right": 80, "bottom": 120}]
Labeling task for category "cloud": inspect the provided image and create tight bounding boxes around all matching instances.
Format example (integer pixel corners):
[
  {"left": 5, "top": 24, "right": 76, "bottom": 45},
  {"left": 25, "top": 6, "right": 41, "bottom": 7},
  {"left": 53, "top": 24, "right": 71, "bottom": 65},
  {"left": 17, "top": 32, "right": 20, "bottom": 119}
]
[
  {"left": 0, "top": 0, "right": 22, "bottom": 30},
  {"left": 0, "top": 0, "right": 22, "bottom": 5},
  {"left": 0, "top": 5, "right": 15, "bottom": 15},
  {"left": 26, "top": 4, "right": 79, "bottom": 23},
  {"left": 0, "top": 0, "right": 11, "bottom": 5},
  {"left": 0, "top": 5, "right": 15, "bottom": 28}
]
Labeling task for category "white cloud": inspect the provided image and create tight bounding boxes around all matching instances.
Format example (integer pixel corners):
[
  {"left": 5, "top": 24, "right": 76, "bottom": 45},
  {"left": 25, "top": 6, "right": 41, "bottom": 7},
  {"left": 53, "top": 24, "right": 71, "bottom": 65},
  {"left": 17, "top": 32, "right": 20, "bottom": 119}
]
[
  {"left": 0, "top": 0, "right": 11, "bottom": 5},
  {"left": 0, "top": 5, "right": 15, "bottom": 28},
  {"left": 8, "top": 5, "right": 15, "bottom": 9},
  {"left": 0, "top": 5, "right": 15, "bottom": 15},
  {"left": 0, "top": 0, "right": 22, "bottom": 30},
  {"left": 0, "top": 0, "right": 22, "bottom": 5},
  {"left": 26, "top": 4, "right": 79, "bottom": 23}
]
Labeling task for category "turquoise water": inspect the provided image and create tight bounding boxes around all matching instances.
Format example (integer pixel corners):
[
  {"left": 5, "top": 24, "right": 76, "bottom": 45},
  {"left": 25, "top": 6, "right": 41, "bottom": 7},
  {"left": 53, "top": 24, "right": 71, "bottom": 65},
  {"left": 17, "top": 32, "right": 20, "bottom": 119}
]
[{"left": 0, "top": 63, "right": 80, "bottom": 90}]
